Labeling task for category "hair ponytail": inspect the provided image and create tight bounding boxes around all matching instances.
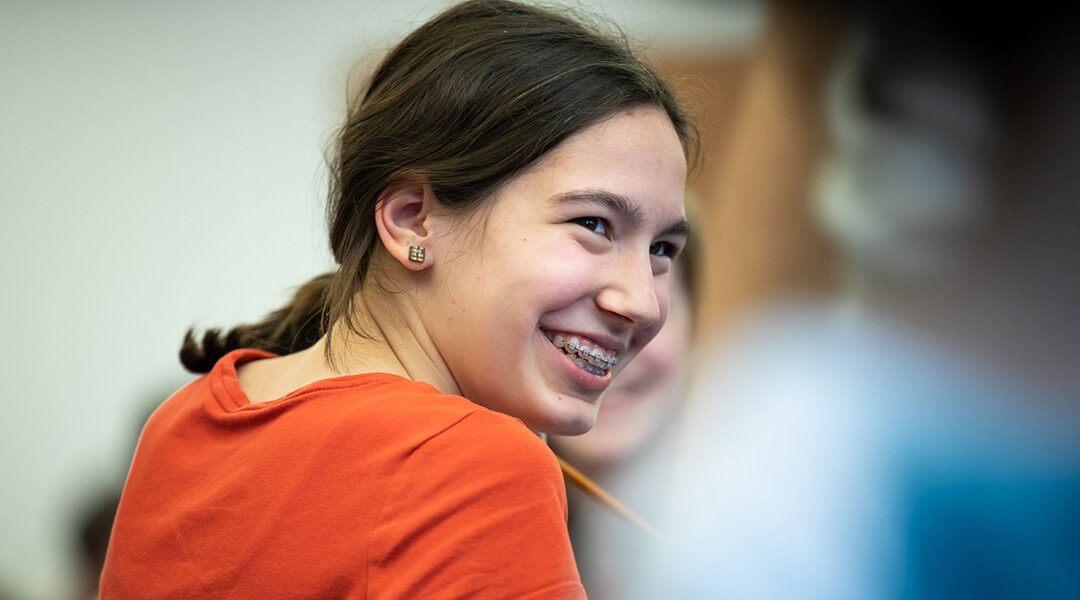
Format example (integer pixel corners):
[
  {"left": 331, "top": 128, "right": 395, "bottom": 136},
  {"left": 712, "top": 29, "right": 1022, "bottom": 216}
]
[{"left": 179, "top": 273, "right": 332, "bottom": 373}]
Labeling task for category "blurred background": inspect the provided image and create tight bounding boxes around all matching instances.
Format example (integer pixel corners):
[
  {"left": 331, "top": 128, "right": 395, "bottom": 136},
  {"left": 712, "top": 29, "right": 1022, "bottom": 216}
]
[{"left": 1, "top": 1, "right": 775, "bottom": 598}]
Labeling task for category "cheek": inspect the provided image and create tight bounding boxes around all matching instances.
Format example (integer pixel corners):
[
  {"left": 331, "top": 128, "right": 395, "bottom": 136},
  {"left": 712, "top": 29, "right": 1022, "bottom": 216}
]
[
  {"left": 472, "top": 245, "right": 585, "bottom": 357},
  {"left": 499, "top": 269, "right": 579, "bottom": 321},
  {"left": 635, "top": 337, "right": 683, "bottom": 384},
  {"left": 507, "top": 242, "right": 598, "bottom": 308},
  {"left": 640, "top": 304, "right": 691, "bottom": 379}
]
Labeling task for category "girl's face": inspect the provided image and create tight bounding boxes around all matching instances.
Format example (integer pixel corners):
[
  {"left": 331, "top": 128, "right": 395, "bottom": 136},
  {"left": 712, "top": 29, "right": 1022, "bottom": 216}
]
[{"left": 423, "top": 107, "right": 688, "bottom": 435}]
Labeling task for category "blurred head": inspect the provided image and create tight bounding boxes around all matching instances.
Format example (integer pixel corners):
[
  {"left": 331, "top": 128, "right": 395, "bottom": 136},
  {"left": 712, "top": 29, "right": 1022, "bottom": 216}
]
[
  {"left": 807, "top": 2, "right": 1080, "bottom": 388},
  {"left": 814, "top": 31, "right": 996, "bottom": 287}
]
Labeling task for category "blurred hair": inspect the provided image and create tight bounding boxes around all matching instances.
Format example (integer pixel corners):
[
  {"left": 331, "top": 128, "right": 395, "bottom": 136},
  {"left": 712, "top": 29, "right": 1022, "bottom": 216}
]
[
  {"left": 677, "top": 195, "right": 704, "bottom": 318},
  {"left": 181, "top": 0, "right": 698, "bottom": 373}
]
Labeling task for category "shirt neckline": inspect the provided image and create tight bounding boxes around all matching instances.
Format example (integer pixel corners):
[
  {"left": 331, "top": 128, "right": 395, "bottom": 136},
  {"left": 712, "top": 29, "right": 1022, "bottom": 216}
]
[{"left": 210, "top": 348, "right": 417, "bottom": 413}]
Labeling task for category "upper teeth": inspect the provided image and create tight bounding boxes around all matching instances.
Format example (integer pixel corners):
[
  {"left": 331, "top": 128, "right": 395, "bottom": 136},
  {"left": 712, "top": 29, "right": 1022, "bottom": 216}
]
[{"left": 549, "top": 333, "right": 617, "bottom": 369}]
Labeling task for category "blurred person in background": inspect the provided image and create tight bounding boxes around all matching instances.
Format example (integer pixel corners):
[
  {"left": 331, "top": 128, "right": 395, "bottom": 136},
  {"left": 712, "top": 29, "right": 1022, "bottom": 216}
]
[
  {"left": 63, "top": 397, "right": 163, "bottom": 600},
  {"left": 68, "top": 492, "right": 119, "bottom": 600},
  {"left": 657, "top": 1, "right": 1080, "bottom": 598},
  {"left": 550, "top": 205, "right": 701, "bottom": 600}
]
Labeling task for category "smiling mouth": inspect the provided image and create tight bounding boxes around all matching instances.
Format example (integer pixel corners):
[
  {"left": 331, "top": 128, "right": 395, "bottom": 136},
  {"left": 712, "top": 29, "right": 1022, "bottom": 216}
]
[{"left": 543, "top": 331, "right": 619, "bottom": 377}]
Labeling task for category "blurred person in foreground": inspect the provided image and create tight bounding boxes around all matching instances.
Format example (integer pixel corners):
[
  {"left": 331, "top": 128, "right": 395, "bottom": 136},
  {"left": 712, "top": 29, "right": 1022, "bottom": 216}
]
[
  {"left": 657, "top": 1, "right": 1080, "bottom": 598},
  {"left": 550, "top": 208, "right": 701, "bottom": 600}
]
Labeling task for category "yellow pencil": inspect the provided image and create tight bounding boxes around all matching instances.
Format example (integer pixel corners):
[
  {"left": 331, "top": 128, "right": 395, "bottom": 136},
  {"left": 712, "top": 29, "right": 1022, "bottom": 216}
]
[{"left": 558, "top": 457, "right": 659, "bottom": 538}]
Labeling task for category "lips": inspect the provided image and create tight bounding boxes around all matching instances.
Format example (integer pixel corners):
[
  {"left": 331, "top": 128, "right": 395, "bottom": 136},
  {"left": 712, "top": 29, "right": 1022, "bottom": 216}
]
[{"left": 542, "top": 330, "right": 619, "bottom": 376}]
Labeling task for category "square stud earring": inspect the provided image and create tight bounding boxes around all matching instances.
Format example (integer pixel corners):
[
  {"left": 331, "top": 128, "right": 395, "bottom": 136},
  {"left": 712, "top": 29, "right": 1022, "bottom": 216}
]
[{"left": 408, "top": 245, "right": 426, "bottom": 263}]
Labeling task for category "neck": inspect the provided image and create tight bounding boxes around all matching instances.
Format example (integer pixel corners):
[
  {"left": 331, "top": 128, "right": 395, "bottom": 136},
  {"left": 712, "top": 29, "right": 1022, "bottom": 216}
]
[{"left": 317, "top": 284, "right": 462, "bottom": 397}]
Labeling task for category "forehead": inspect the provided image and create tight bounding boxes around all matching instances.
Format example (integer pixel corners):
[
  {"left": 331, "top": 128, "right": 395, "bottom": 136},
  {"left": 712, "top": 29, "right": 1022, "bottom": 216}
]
[{"left": 500, "top": 107, "right": 688, "bottom": 225}]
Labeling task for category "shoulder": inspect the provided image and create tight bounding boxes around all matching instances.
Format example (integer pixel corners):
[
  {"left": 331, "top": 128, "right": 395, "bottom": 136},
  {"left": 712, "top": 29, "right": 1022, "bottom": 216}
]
[
  {"left": 367, "top": 402, "right": 578, "bottom": 598},
  {"left": 406, "top": 406, "right": 562, "bottom": 485},
  {"left": 373, "top": 402, "right": 565, "bottom": 509},
  {"left": 322, "top": 378, "right": 555, "bottom": 464},
  {"left": 279, "top": 378, "right": 563, "bottom": 491}
]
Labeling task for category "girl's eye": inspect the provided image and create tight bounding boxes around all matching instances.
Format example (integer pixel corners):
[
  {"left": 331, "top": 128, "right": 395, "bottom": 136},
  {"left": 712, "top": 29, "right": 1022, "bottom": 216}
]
[
  {"left": 571, "top": 216, "right": 609, "bottom": 236},
  {"left": 650, "top": 241, "right": 679, "bottom": 258}
]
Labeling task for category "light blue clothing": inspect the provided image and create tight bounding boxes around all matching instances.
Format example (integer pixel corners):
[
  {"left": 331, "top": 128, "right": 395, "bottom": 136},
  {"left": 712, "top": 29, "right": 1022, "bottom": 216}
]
[{"left": 658, "top": 305, "right": 1080, "bottom": 599}]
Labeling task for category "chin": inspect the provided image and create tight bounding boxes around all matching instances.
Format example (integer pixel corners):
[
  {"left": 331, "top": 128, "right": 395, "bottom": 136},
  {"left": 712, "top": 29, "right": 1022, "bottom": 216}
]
[
  {"left": 532, "top": 399, "right": 597, "bottom": 436},
  {"left": 550, "top": 417, "right": 594, "bottom": 437}
]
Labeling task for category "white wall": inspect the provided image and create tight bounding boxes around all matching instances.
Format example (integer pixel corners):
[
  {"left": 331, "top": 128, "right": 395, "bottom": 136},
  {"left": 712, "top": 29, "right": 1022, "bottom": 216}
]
[{"left": 0, "top": 1, "right": 758, "bottom": 597}]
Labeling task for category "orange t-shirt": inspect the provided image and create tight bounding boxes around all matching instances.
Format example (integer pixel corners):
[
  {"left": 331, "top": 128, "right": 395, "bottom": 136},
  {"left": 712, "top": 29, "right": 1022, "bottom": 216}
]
[{"left": 100, "top": 349, "right": 586, "bottom": 599}]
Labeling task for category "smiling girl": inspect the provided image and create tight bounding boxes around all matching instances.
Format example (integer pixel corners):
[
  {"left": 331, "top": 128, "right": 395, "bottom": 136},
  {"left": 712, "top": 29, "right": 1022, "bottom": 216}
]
[{"left": 100, "top": 1, "right": 695, "bottom": 597}]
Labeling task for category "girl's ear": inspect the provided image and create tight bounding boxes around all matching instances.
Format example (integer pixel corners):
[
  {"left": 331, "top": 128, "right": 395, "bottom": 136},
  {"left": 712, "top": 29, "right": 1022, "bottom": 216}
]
[{"left": 374, "top": 178, "right": 439, "bottom": 271}]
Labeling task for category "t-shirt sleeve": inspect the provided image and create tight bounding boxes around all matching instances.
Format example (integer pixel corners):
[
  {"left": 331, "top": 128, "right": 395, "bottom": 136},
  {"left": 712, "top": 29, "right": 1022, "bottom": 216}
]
[{"left": 367, "top": 411, "right": 586, "bottom": 599}]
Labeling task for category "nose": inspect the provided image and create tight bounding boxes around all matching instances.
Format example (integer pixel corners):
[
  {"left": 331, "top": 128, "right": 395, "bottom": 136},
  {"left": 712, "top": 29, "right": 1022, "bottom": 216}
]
[{"left": 596, "top": 251, "right": 662, "bottom": 329}]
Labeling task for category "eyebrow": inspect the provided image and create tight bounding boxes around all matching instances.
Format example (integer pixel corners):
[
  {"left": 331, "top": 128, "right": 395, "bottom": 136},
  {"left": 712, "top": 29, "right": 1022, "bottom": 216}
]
[{"left": 550, "top": 189, "right": 690, "bottom": 238}]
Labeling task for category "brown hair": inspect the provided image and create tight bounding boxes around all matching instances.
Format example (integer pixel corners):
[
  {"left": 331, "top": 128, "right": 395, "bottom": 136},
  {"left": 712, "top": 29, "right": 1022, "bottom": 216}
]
[{"left": 181, "top": 0, "right": 699, "bottom": 373}]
